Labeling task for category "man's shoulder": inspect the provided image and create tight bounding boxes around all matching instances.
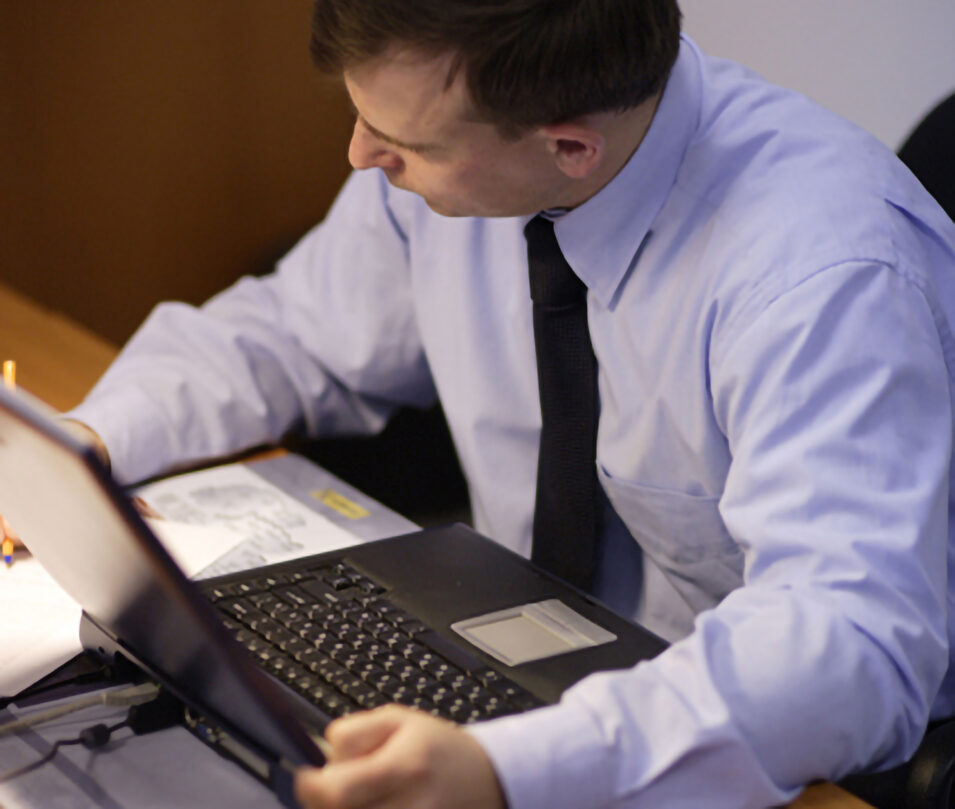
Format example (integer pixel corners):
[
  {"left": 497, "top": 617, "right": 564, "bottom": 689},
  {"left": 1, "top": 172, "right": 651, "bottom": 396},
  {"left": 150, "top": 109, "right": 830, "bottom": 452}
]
[
  {"left": 688, "top": 63, "right": 898, "bottom": 235},
  {"left": 641, "top": 60, "right": 955, "bottom": 357},
  {"left": 669, "top": 68, "right": 926, "bottom": 289}
]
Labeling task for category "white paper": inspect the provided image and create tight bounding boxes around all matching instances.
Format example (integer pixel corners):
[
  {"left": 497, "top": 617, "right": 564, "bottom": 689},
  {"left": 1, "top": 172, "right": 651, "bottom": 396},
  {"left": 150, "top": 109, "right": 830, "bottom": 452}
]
[
  {"left": 135, "top": 464, "right": 361, "bottom": 577},
  {"left": 144, "top": 518, "right": 243, "bottom": 579},
  {"left": 0, "top": 557, "right": 82, "bottom": 697}
]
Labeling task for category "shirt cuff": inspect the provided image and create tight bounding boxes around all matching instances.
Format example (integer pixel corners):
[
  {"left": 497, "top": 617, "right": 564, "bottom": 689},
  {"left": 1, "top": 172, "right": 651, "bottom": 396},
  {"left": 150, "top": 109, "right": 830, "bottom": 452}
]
[
  {"left": 465, "top": 700, "right": 619, "bottom": 809},
  {"left": 67, "top": 385, "right": 172, "bottom": 485}
]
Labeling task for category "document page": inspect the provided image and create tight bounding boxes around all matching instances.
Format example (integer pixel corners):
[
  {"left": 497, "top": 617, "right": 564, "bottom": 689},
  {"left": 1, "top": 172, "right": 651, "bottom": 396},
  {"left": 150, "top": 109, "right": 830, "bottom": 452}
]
[
  {"left": 135, "top": 463, "right": 362, "bottom": 578},
  {"left": 0, "top": 558, "right": 81, "bottom": 697}
]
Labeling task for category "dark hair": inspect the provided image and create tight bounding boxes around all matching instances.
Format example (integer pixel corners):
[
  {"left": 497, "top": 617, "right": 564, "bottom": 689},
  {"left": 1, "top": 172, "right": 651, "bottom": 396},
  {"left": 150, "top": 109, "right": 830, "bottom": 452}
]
[{"left": 310, "top": 0, "right": 682, "bottom": 134}]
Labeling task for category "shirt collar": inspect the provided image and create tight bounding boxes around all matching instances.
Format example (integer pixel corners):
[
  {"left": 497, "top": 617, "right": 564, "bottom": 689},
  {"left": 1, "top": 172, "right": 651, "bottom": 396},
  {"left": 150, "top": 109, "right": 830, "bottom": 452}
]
[{"left": 547, "top": 36, "right": 701, "bottom": 308}]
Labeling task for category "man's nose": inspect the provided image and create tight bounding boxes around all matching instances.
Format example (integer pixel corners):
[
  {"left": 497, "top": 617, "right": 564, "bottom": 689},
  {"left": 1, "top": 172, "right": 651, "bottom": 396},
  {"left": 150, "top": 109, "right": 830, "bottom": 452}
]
[{"left": 348, "top": 122, "right": 403, "bottom": 171}]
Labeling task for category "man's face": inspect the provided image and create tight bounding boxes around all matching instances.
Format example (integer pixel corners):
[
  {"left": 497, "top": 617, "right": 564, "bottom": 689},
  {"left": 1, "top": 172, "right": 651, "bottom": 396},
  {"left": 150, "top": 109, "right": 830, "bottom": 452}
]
[{"left": 343, "top": 51, "right": 569, "bottom": 218}]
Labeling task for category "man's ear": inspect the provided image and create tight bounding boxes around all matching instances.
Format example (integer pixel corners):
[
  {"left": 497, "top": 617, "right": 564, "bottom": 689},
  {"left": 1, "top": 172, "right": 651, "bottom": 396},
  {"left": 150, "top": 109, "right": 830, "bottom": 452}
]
[{"left": 538, "top": 122, "right": 606, "bottom": 180}]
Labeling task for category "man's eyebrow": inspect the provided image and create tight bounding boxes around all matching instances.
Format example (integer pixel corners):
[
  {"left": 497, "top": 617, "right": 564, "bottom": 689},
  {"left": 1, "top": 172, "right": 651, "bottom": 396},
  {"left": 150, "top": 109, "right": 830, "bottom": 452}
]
[{"left": 348, "top": 101, "right": 438, "bottom": 153}]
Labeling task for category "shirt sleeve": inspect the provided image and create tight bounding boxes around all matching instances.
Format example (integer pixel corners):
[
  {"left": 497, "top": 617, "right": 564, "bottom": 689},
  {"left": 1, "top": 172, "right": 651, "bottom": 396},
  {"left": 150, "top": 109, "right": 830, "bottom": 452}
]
[
  {"left": 468, "top": 260, "right": 952, "bottom": 808},
  {"left": 67, "top": 170, "right": 436, "bottom": 485}
]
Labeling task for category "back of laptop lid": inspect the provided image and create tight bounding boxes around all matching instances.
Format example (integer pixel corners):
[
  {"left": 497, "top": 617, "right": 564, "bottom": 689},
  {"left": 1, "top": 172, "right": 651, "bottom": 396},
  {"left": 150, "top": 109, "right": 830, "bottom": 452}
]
[{"left": 0, "top": 387, "right": 323, "bottom": 774}]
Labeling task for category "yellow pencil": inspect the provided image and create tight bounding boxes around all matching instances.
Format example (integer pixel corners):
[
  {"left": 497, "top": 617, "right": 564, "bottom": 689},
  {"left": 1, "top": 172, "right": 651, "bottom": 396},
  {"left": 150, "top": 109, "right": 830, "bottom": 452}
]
[{"left": 3, "top": 360, "right": 17, "bottom": 565}]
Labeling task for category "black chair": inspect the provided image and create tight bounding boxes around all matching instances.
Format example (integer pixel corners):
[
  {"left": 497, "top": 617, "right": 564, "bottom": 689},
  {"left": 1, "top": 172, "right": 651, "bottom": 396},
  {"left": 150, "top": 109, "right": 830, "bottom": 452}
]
[
  {"left": 841, "top": 719, "right": 955, "bottom": 808},
  {"left": 898, "top": 92, "right": 955, "bottom": 221}
]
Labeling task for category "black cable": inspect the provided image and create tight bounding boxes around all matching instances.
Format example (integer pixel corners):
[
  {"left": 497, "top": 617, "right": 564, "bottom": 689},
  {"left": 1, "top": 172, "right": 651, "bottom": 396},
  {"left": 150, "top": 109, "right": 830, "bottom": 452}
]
[
  {"left": 0, "top": 685, "right": 181, "bottom": 786},
  {"left": 0, "top": 720, "right": 128, "bottom": 785}
]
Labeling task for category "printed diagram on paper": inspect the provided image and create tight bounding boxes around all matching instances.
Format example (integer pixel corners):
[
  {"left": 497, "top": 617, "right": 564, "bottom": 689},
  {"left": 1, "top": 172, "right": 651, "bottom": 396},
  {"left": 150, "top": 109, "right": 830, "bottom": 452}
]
[{"left": 136, "top": 464, "right": 360, "bottom": 578}]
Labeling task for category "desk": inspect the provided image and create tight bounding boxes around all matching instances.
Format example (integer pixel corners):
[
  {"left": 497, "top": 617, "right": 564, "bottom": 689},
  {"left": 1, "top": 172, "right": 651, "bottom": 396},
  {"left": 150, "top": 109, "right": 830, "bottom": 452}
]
[
  {"left": 0, "top": 281, "right": 872, "bottom": 808},
  {"left": 0, "top": 282, "right": 116, "bottom": 412}
]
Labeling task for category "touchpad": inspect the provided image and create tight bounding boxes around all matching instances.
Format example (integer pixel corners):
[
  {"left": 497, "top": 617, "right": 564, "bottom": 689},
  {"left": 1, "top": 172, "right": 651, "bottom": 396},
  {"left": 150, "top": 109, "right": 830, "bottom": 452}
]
[{"left": 451, "top": 599, "right": 616, "bottom": 666}]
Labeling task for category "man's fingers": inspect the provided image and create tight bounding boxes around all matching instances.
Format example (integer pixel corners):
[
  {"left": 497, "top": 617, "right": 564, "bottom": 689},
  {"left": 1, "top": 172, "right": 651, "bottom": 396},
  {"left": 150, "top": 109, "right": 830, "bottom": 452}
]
[
  {"left": 297, "top": 707, "right": 433, "bottom": 808},
  {"left": 295, "top": 754, "right": 404, "bottom": 809},
  {"left": 295, "top": 706, "right": 505, "bottom": 809},
  {"left": 1, "top": 514, "right": 20, "bottom": 539},
  {"left": 131, "top": 497, "right": 163, "bottom": 519},
  {"left": 324, "top": 705, "right": 409, "bottom": 762},
  {"left": 1, "top": 514, "right": 24, "bottom": 549}
]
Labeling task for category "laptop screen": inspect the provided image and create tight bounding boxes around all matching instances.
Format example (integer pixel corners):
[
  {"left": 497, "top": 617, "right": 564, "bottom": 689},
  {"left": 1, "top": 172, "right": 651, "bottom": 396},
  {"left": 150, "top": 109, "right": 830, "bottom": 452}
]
[{"left": 0, "top": 387, "right": 323, "bottom": 770}]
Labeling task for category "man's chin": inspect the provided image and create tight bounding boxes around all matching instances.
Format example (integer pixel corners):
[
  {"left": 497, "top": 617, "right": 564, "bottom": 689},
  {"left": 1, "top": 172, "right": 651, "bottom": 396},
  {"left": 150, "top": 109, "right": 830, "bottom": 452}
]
[
  {"left": 423, "top": 197, "right": 470, "bottom": 217},
  {"left": 383, "top": 177, "right": 464, "bottom": 216},
  {"left": 421, "top": 192, "right": 520, "bottom": 218},
  {"left": 385, "top": 177, "right": 511, "bottom": 217}
]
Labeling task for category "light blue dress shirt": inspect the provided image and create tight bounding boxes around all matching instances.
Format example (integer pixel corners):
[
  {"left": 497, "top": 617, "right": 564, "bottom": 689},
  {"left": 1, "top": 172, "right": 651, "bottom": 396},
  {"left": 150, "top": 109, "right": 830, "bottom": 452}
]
[{"left": 70, "top": 37, "right": 955, "bottom": 808}]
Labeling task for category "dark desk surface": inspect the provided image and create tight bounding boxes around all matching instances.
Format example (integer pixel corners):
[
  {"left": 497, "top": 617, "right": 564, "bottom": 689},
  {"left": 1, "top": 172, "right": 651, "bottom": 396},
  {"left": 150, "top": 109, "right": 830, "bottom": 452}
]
[{"left": 0, "top": 280, "right": 873, "bottom": 809}]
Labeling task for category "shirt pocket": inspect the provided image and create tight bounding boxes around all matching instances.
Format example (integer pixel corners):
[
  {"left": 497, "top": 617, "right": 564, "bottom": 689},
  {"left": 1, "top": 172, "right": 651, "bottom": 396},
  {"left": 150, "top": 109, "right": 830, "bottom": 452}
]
[{"left": 597, "top": 464, "right": 744, "bottom": 613}]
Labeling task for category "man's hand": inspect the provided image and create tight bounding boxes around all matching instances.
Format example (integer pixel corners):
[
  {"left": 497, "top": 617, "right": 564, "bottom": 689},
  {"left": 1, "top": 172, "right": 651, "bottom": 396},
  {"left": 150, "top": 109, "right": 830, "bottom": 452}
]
[{"left": 294, "top": 705, "right": 506, "bottom": 809}]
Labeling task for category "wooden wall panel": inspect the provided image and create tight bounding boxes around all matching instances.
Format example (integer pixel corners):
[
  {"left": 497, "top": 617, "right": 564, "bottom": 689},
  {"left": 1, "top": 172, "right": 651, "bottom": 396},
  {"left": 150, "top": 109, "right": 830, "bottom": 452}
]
[{"left": 0, "top": 1, "right": 353, "bottom": 344}]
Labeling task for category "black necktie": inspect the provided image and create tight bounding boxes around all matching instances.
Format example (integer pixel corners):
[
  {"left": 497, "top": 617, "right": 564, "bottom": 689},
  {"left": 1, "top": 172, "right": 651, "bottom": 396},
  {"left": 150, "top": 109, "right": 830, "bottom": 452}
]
[{"left": 525, "top": 215, "right": 600, "bottom": 592}]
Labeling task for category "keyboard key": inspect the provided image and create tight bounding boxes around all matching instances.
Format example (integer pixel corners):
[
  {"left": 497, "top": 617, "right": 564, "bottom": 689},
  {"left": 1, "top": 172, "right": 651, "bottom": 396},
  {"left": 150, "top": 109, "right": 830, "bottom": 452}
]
[
  {"left": 375, "top": 676, "right": 404, "bottom": 698},
  {"left": 294, "top": 674, "right": 319, "bottom": 693},
  {"left": 220, "top": 598, "right": 253, "bottom": 620},
  {"left": 356, "top": 578, "right": 386, "bottom": 595},
  {"left": 400, "top": 620, "right": 428, "bottom": 637},
  {"left": 355, "top": 690, "right": 390, "bottom": 710},
  {"left": 323, "top": 575, "right": 353, "bottom": 591},
  {"left": 208, "top": 584, "right": 240, "bottom": 601},
  {"left": 341, "top": 679, "right": 377, "bottom": 704},
  {"left": 357, "top": 663, "right": 388, "bottom": 683},
  {"left": 489, "top": 681, "right": 544, "bottom": 711},
  {"left": 251, "top": 573, "right": 290, "bottom": 589},
  {"left": 398, "top": 642, "right": 430, "bottom": 661},
  {"left": 249, "top": 593, "right": 277, "bottom": 610},
  {"left": 275, "top": 586, "right": 311, "bottom": 608},
  {"left": 285, "top": 638, "right": 312, "bottom": 660},
  {"left": 321, "top": 693, "right": 353, "bottom": 717},
  {"left": 418, "top": 631, "right": 486, "bottom": 674},
  {"left": 407, "top": 695, "right": 436, "bottom": 713},
  {"left": 474, "top": 667, "right": 505, "bottom": 686}
]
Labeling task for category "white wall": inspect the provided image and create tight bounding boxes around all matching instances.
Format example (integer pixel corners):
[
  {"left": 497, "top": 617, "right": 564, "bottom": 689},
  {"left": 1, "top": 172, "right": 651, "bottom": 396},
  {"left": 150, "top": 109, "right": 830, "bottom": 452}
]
[{"left": 680, "top": 0, "right": 955, "bottom": 150}]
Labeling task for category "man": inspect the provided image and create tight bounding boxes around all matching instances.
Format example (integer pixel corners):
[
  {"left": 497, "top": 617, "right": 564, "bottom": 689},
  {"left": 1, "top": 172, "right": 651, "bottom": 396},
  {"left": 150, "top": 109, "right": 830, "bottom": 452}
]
[{"left": 24, "top": 0, "right": 955, "bottom": 806}]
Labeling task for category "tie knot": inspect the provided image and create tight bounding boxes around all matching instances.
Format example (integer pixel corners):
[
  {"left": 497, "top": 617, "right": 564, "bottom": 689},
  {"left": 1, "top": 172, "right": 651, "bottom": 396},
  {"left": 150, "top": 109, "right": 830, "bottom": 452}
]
[{"left": 524, "top": 215, "right": 587, "bottom": 308}]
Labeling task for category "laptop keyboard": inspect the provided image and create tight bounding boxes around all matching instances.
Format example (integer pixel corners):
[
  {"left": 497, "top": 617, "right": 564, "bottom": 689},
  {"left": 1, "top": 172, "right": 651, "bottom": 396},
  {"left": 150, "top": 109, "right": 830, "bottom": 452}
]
[{"left": 206, "top": 561, "right": 544, "bottom": 723}]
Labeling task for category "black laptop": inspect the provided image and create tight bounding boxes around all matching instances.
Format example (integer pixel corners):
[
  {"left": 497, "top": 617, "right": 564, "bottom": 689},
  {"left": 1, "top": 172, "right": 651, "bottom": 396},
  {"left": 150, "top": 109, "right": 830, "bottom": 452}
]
[{"left": 0, "top": 386, "right": 666, "bottom": 807}]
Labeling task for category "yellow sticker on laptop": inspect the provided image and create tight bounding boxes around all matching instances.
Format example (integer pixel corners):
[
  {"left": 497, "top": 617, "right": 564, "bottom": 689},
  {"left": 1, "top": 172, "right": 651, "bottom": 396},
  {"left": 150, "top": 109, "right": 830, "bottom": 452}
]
[{"left": 310, "top": 488, "right": 370, "bottom": 520}]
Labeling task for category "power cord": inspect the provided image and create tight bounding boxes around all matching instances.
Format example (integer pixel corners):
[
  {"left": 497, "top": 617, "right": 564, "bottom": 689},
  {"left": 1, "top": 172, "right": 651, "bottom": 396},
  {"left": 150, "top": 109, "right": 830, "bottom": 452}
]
[
  {"left": 0, "top": 682, "right": 160, "bottom": 739},
  {"left": 0, "top": 683, "right": 184, "bottom": 785},
  {"left": 0, "top": 662, "right": 117, "bottom": 711},
  {"left": 0, "top": 719, "right": 129, "bottom": 784}
]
